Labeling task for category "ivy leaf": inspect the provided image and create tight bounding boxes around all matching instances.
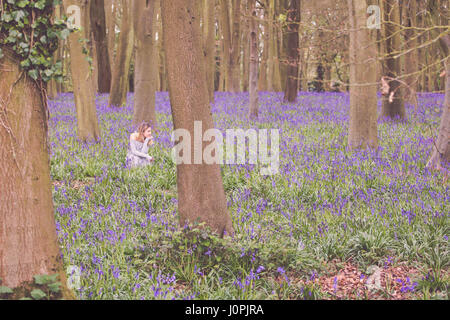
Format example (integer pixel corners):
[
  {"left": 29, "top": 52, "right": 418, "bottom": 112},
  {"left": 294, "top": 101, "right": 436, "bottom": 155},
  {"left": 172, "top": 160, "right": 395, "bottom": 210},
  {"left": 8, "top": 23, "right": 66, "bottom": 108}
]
[
  {"left": 14, "top": 10, "right": 27, "bottom": 22},
  {"left": 48, "top": 282, "right": 61, "bottom": 293},
  {"left": 34, "top": 0, "right": 46, "bottom": 10},
  {"left": 33, "top": 274, "right": 48, "bottom": 285},
  {"left": 0, "top": 286, "right": 13, "bottom": 294},
  {"left": 30, "top": 289, "right": 46, "bottom": 300},
  {"left": 17, "top": 0, "right": 30, "bottom": 8}
]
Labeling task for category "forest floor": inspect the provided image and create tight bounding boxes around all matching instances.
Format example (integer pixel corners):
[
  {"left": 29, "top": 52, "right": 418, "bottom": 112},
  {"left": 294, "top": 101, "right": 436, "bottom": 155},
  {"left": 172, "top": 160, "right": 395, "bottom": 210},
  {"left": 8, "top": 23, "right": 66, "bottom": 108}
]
[{"left": 45, "top": 92, "right": 448, "bottom": 300}]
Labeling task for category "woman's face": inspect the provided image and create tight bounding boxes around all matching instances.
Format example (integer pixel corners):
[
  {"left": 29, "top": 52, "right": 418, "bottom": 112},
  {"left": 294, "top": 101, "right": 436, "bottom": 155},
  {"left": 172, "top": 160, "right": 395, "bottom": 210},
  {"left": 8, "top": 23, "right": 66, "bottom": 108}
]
[{"left": 143, "top": 127, "right": 152, "bottom": 138}]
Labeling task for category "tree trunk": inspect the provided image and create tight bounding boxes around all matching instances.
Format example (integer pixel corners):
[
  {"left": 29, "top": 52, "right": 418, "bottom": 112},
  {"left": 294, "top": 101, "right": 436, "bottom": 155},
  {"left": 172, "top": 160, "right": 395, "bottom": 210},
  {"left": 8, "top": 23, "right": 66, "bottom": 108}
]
[
  {"left": 91, "top": 0, "right": 112, "bottom": 93},
  {"left": 0, "top": 49, "right": 72, "bottom": 298},
  {"left": 132, "top": 0, "right": 158, "bottom": 127},
  {"left": 219, "top": 0, "right": 232, "bottom": 92},
  {"left": 283, "top": 0, "right": 301, "bottom": 102},
  {"left": 249, "top": 0, "right": 259, "bottom": 119},
  {"left": 401, "top": 0, "right": 418, "bottom": 105},
  {"left": 108, "top": 0, "right": 134, "bottom": 108},
  {"left": 229, "top": 0, "right": 241, "bottom": 92},
  {"left": 427, "top": 36, "right": 450, "bottom": 169},
  {"left": 64, "top": 0, "right": 101, "bottom": 142},
  {"left": 258, "top": 3, "right": 268, "bottom": 91},
  {"left": 203, "top": 0, "right": 216, "bottom": 102},
  {"left": 241, "top": 1, "right": 250, "bottom": 92},
  {"left": 381, "top": 0, "right": 406, "bottom": 120},
  {"left": 105, "top": 0, "right": 116, "bottom": 68},
  {"left": 347, "top": 0, "right": 378, "bottom": 149},
  {"left": 161, "top": 0, "right": 234, "bottom": 236}
]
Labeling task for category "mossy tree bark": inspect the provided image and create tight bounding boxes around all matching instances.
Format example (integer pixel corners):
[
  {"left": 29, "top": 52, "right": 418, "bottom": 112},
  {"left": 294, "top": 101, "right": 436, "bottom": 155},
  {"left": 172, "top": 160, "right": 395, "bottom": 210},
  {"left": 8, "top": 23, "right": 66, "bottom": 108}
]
[
  {"left": 161, "top": 0, "right": 234, "bottom": 236},
  {"left": 347, "top": 0, "right": 378, "bottom": 150},
  {"left": 0, "top": 49, "right": 73, "bottom": 299},
  {"left": 63, "top": 0, "right": 101, "bottom": 142}
]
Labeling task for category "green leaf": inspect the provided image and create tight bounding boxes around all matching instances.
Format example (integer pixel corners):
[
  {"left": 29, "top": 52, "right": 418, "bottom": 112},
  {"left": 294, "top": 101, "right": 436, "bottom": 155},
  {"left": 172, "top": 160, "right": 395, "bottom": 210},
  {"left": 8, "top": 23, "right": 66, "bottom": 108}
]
[
  {"left": 17, "top": 0, "right": 30, "bottom": 8},
  {"left": 34, "top": 0, "right": 46, "bottom": 10},
  {"left": 30, "top": 289, "right": 46, "bottom": 300},
  {"left": 48, "top": 282, "right": 61, "bottom": 293},
  {"left": 0, "top": 286, "right": 13, "bottom": 294},
  {"left": 33, "top": 274, "right": 48, "bottom": 285},
  {"left": 28, "top": 69, "right": 39, "bottom": 80}
]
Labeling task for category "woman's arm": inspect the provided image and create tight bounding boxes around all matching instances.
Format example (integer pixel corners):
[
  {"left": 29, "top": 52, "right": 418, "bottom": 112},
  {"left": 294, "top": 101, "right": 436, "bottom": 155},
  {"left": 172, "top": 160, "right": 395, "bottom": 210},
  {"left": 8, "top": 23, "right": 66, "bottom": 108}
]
[
  {"left": 130, "top": 138, "right": 151, "bottom": 159},
  {"left": 140, "top": 137, "right": 152, "bottom": 153}
]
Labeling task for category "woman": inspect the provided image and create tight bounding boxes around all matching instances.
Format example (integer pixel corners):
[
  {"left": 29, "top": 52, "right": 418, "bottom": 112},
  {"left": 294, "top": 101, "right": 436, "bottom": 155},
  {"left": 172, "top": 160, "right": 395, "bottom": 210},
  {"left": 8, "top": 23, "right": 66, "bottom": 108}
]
[{"left": 126, "top": 122, "right": 154, "bottom": 168}]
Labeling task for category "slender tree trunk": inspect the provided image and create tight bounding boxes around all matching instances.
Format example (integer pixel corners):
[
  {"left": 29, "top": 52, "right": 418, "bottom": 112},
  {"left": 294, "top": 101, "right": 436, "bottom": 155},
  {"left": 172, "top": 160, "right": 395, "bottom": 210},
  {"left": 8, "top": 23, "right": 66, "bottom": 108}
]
[
  {"left": 347, "top": 0, "right": 378, "bottom": 149},
  {"left": 203, "top": 0, "right": 216, "bottom": 102},
  {"left": 427, "top": 32, "right": 450, "bottom": 169},
  {"left": 91, "top": 0, "right": 112, "bottom": 93},
  {"left": 249, "top": 0, "right": 259, "bottom": 119},
  {"left": 219, "top": 0, "right": 232, "bottom": 91},
  {"left": 258, "top": 8, "right": 268, "bottom": 91},
  {"left": 401, "top": 0, "right": 418, "bottom": 105},
  {"left": 0, "top": 49, "right": 72, "bottom": 298},
  {"left": 267, "top": 0, "right": 275, "bottom": 91},
  {"left": 161, "top": 0, "right": 234, "bottom": 236},
  {"left": 132, "top": 0, "right": 158, "bottom": 127},
  {"left": 381, "top": 0, "right": 406, "bottom": 120},
  {"left": 108, "top": 0, "right": 134, "bottom": 108},
  {"left": 64, "top": 0, "right": 101, "bottom": 142},
  {"left": 273, "top": 3, "right": 283, "bottom": 92},
  {"left": 229, "top": 0, "right": 241, "bottom": 92},
  {"left": 105, "top": 0, "right": 116, "bottom": 68},
  {"left": 283, "top": 0, "right": 301, "bottom": 102},
  {"left": 242, "top": 2, "right": 250, "bottom": 92}
]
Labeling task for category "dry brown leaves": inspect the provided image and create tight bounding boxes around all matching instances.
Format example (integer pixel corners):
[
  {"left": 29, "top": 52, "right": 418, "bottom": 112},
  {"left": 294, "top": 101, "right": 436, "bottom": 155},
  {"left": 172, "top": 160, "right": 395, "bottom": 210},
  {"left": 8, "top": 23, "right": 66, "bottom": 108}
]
[{"left": 288, "top": 259, "right": 428, "bottom": 300}]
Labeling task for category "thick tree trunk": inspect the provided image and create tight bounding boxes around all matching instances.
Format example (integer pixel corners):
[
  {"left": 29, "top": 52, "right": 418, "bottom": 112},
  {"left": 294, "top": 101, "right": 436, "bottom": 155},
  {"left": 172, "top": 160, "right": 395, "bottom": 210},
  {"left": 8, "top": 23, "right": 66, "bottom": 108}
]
[
  {"left": 0, "top": 49, "right": 72, "bottom": 298},
  {"left": 91, "top": 0, "right": 112, "bottom": 93},
  {"left": 249, "top": 0, "right": 259, "bottom": 119},
  {"left": 108, "top": 0, "right": 134, "bottom": 108},
  {"left": 381, "top": 0, "right": 406, "bottom": 120},
  {"left": 64, "top": 0, "right": 101, "bottom": 142},
  {"left": 132, "top": 0, "right": 158, "bottom": 127},
  {"left": 283, "top": 0, "right": 301, "bottom": 102},
  {"left": 347, "top": 0, "right": 378, "bottom": 149},
  {"left": 161, "top": 0, "right": 234, "bottom": 236}
]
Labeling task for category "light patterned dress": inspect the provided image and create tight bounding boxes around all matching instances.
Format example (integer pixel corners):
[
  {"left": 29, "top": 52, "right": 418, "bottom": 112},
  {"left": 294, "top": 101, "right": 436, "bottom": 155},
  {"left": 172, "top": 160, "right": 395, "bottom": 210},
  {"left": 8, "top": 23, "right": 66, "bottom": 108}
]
[{"left": 125, "top": 137, "right": 153, "bottom": 168}]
